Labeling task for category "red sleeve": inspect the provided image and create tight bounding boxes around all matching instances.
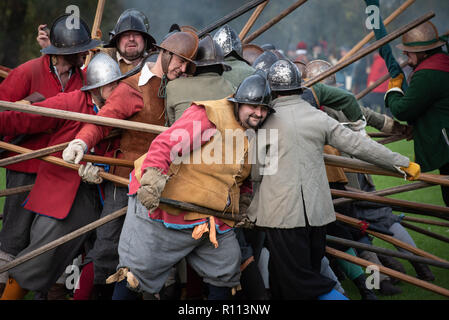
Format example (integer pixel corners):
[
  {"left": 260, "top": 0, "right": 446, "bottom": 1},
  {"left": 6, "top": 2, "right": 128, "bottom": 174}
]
[
  {"left": 141, "top": 104, "right": 216, "bottom": 175},
  {"left": 76, "top": 82, "right": 144, "bottom": 148},
  {"left": 0, "top": 93, "right": 69, "bottom": 136},
  {"left": 0, "top": 66, "right": 31, "bottom": 102}
]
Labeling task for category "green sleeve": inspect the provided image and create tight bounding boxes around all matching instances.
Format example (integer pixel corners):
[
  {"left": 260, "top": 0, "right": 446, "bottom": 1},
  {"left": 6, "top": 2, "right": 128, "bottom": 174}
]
[
  {"left": 386, "top": 70, "right": 437, "bottom": 122},
  {"left": 312, "top": 83, "right": 363, "bottom": 121}
]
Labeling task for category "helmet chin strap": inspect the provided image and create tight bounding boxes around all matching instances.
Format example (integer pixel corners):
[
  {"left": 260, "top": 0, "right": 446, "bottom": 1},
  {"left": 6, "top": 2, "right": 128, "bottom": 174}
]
[{"left": 158, "top": 50, "right": 173, "bottom": 98}]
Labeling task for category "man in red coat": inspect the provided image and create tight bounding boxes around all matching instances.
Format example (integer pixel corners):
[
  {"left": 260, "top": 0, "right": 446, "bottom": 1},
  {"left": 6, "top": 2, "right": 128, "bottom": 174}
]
[
  {"left": 62, "top": 31, "right": 199, "bottom": 299},
  {"left": 0, "top": 14, "right": 101, "bottom": 297},
  {"left": 0, "top": 53, "right": 125, "bottom": 300}
]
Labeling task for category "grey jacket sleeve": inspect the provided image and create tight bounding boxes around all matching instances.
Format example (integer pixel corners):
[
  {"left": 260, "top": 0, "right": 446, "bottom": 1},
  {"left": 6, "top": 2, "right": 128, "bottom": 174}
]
[
  {"left": 324, "top": 115, "right": 409, "bottom": 171},
  {"left": 361, "top": 106, "right": 387, "bottom": 131}
]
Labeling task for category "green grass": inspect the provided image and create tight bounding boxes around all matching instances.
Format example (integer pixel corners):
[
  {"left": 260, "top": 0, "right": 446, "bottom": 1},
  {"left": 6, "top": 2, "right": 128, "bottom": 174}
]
[{"left": 340, "top": 127, "right": 449, "bottom": 300}]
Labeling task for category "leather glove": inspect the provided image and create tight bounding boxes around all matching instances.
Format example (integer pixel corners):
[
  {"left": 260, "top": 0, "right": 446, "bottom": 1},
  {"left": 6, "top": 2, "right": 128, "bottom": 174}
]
[
  {"left": 381, "top": 116, "right": 413, "bottom": 136},
  {"left": 400, "top": 162, "right": 421, "bottom": 181},
  {"left": 388, "top": 73, "right": 404, "bottom": 91},
  {"left": 235, "top": 193, "right": 255, "bottom": 229},
  {"left": 78, "top": 162, "right": 103, "bottom": 184},
  {"left": 137, "top": 167, "right": 169, "bottom": 212},
  {"left": 63, "top": 139, "right": 87, "bottom": 164}
]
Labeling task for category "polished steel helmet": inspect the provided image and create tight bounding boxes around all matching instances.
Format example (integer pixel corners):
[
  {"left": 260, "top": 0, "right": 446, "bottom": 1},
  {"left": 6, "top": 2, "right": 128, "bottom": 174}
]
[
  {"left": 396, "top": 21, "right": 446, "bottom": 53},
  {"left": 213, "top": 24, "right": 244, "bottom": 61},
  {"left": 195, "top": 34, "right": 231, "bottom": 72},
  {"left": 41, "top": 14, "right": 102, "bottom": 55},
  {"left": 81, "top": 53, "right": 126, "bottom": 91},
  {"left": 268, "top": 59, "right": 303, "bottom": 92},
  {"left": 252, "top": 51, "right": 279, "bottom": 75},
  {"left": 305, "top": 59, "right": 336, "bottom": 86},
  {"left": 228, "top": 72, "right": 273, "bottom": 109},
  {"left": 105, "top": 9, "right": 156, "bottom": 49}
]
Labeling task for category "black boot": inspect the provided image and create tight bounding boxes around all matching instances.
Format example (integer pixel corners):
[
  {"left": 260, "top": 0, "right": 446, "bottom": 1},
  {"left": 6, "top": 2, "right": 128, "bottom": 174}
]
[
  {"left": 91, "top": 284, "right": 116, "bottom": 300},
  {"left": 411, "top": 262, "right": 435, "bottom": 282},
  {"left": 352, "top": 274, "right": 377, "bottom": 300},
  {"left": 379, "top": 279, "right": 402, "bottom": 296},
  {"left": 239, "top": 260, "right": 269, "bottom": 300},
  {"left": 377, "top": 254, "right": 406, "bottom": 284}
]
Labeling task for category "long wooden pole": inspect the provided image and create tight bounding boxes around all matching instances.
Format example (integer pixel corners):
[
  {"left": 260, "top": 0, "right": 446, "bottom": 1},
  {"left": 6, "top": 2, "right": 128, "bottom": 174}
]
[
  {"left": 338, "top": 0, "right": 416, "bottom": 63},
  {"left": 0, "top": 69, "right": 9, "bottom": 79},
  {"left": 355, "top": 61, "right": 409, "bottom": 100},
  {"left": 400, "top": 221, "right": 449, "bottom": 244},
  {"left": 84, "top": 0, "right": 106, "bottom": 67},
  {"left": 0, "top": 142, "right": 69, "bottom": 167},
  {"left": 332, "top": 188, "right": 449, "bottom": 221},
  {"left": 335, "top": 212, "right": 448, "bottom": 263},
  {"left": 304, "top": 12, "right": 435, "bottom": 88},
  {"left": 242, "top": 0, "right": 308, "bottom": 44},
  {"left": 397, "top": 215, "right": 449, "bottom": 228},
  {"left": 326, "top": 235, "right": 449, "bottom": 270},
  {"left": 326, "top": 246, "right": 449, "bottom": 298},
  {"left": 0, "top": 185, "right": 34, "bottom": 198},
  {"left": 239, "top": 0, "right": 269, "bottom": 40},
  {"left": 324, "top": 153, "right": 449, "bottom": 187},
  {"left": 0, "top": 101, "right": 168, "bottom": 135}
]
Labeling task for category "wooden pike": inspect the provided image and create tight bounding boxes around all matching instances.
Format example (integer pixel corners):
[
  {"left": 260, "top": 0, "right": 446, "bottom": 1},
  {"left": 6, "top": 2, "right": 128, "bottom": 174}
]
[
  {"left": 326, "top": 235, "right": 449, "bottom": 270},
  {"left": 0, "top": 142, "right": 69, "bottom": 167},
  {"left": 242, "top": 0, "right": 308, "bottom": 44},
  {"left": 356, "top": 61, "right": 409, "bottom": 100},
  {"left": 338, "top": 0, "right": 416, "bottom": 63},
  {"left": 0, "top": 184, "right": 34, "bottom": 198},
  {"left": 239, "top": 0, "right": 269, "bottom": 40},
  {"left": 304, "top": 12, "right": 435, "bottom": 88},
  {"left": 400, "top": 221, "right": 449, "bottom": 244},
  {"left": 0, "top": 198, "right": 246, "bottom": 273},
  {"left": 0, "top": 141, "right": 129, "bottom": 186},
  {"left": 0, "top": 69, "right": 9, "bottom": 79},
  {"left": 397, "top": 215, "right": 449, "bottom": 228},
  {"left": 334, "top": 181, "right": 432, "bottom": 206},
  {"left": 324, "top": 153, "right": 449, "bottom": 187},
  {"left": 332, "top": 188, "right": 449, "bottom": 221},
  {"left": 335, "top": 212, "right": 448, "bottom": 263},
  {"left": 326, "top": 246, "right": 449, "bottom": 298},
  {"left": 0, "top": 101, "right": 167, "bottom": 135},
  {"left": 84, "top": 0, "right": 106, "bottom": 66},
  {"left": 376, "top": 134, "right": 408, "bottom": 145}
]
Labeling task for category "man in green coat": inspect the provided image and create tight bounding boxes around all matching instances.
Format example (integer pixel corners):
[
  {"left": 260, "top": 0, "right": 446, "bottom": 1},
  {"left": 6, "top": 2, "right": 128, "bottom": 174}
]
[
  {"left": 385, "top": 21, "right": 449, "bottom": 206},
  {"left": 213, "top": 25, "right": 255, "bottom": 90}
]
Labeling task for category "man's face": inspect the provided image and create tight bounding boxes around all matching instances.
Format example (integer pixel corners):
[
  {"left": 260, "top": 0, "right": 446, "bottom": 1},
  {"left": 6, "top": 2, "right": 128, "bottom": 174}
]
[
  {"left": 166, "top": 54, "right": 189, "bottom": 80},
  {"left": 62, "top": 52, "right": 88, "bottom": 68},
  {"left": 117, "top": 31, "right": 146, "bottom": 61},
  {"left": 403, "top": 51, "right": 426, "bottom": 68},
  {"left": 238, "top": 104, "right": 269, "bottom": 130}
]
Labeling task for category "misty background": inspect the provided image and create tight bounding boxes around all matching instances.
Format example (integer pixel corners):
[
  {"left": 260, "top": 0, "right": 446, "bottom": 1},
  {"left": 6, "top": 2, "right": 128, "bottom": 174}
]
[{"left": 0, "top": 0, "right": 448, "bottom": 69}]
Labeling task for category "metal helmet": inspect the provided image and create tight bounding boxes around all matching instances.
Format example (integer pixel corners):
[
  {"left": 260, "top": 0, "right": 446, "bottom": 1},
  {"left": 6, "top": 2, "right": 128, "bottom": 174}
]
[
  {"left": 396, "top": 21, "right": 446, "bottom": 53},
  {"left": 242, "top": 43, "right": 264, "bottom": 65},
  {"left": 252, "top": 51, "right": 279, "bottom": 75},
  {"left": 227, "top": 72, "right": 272, "bottom": 108},
  {"left": 41, "top": 14, "right": 102, "bottom": 55},
  {"left": 194, "top": 34, "right": 231, "bottom": 72},
  {"left": 293, "top": 58, "right": 307, "bottom": 79},
  {"left": 104, "top": 9, "right": 156, "bottom": 49},
  {"left": 213, "top": 24, "right": 244, "bottom": 61},
  {"left": 81, "top": 53, "right": 126, "bottom": 91},
  {"left": 261, "top": 43, "right": 276, "bottom": 51},
  {"left": 305, "top": 59, "right": 336, "bottom": 86},
  {"left": 268, "top": 59, "right": 303, "bottom": 92}
]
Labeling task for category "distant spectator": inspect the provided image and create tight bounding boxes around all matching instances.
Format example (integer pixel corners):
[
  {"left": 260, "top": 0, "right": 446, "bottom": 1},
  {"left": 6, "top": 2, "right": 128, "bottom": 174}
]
[{"left": 364, "top": 52, "right": 391, "bottom": 115}]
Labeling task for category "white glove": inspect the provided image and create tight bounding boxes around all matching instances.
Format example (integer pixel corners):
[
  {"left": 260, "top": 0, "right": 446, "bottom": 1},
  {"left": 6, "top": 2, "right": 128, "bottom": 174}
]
[
  {"left": 63, "top": 139, "right": 87, "bottom": 164},
  {"left": 78, "top": 162, "right": 103, "bottom": 184}
]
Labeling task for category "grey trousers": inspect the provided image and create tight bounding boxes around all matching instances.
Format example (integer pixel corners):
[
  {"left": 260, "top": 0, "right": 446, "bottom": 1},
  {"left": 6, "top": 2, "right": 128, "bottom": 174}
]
[
  {"left": 0, "top": 170, "right": 37, "bottom": 256},
  {"left": 117, "top": 195, "right": 241, "bottom": 294},
  {"left": 84, "top": 181, "right": 128, "bottom": 284},
  {"left": 9, "top": 182, "right": 101, "bottom": 292}
]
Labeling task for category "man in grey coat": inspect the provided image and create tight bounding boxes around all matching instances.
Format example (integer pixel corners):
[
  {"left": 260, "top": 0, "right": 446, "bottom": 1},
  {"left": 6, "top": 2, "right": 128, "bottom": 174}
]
[{"left": 246, "top": 59, "right": 420, "bottom": 300}]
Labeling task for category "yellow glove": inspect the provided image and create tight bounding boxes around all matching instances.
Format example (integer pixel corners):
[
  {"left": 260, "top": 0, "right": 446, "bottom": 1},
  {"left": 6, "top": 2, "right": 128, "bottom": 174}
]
[
  {"left": 400, "top": 162, "right": 421, "bottom": 181},
  {"left": 388, "top": 73, "right": 404, "bottom": 90}
]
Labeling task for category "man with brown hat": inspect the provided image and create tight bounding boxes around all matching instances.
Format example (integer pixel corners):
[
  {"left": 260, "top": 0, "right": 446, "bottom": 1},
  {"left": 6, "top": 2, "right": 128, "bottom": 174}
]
[
  {"left": 62, "top": 31, "right": 199, "bottom": 299},
  {"left": 385, "top": 21, "right": 449, "bottom": 206}
]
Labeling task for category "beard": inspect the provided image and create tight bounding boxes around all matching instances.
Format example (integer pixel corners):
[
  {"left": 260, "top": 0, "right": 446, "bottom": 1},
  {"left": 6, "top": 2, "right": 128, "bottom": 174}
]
[{"left": 118, "top": 43, "right": 145, "bottom": 62}]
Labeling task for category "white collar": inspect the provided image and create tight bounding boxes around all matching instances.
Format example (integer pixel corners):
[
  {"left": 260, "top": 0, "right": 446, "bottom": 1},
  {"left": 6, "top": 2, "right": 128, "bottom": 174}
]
[{"left": 138, "top": 62, "right": 157, "bottom": 86}]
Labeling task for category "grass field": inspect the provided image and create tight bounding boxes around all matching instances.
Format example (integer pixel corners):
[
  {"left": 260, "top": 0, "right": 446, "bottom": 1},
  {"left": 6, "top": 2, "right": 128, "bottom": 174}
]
[{"left": 0, "top": 127, "right": 448, "bottom": 300}]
